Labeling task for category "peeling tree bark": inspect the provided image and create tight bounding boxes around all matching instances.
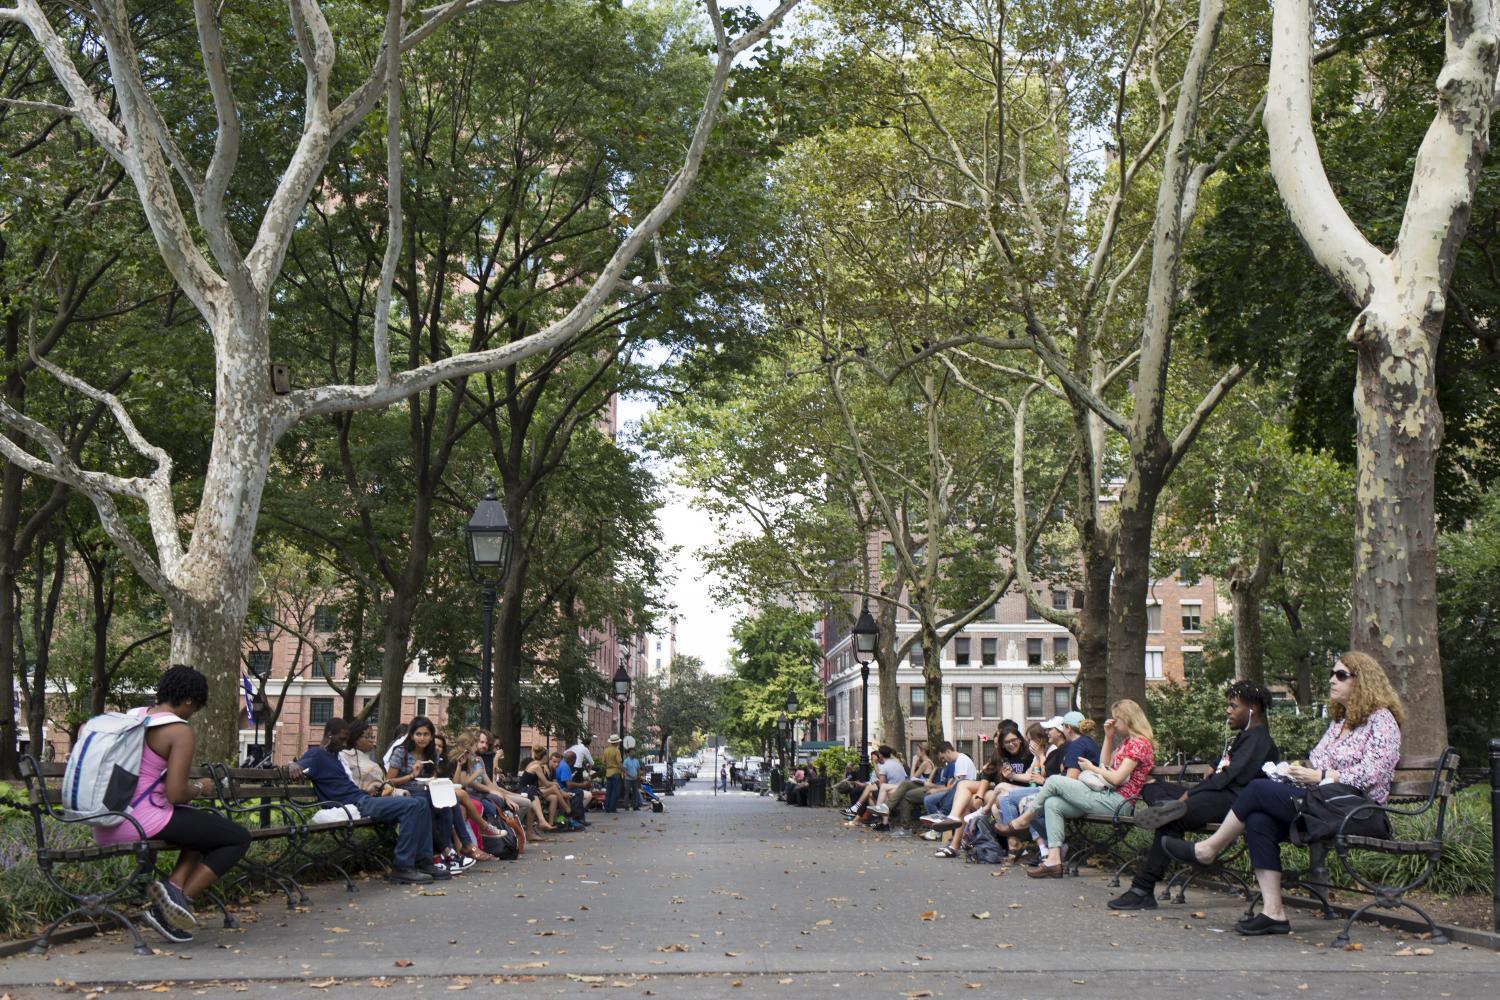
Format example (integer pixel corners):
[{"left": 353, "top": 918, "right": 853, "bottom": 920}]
[
  {"left": 1265, "top": 0, "right": 1498, "bottom": 754},
  {"left": 1228, "top": 536, "right": 1278, "bottom": 684}
]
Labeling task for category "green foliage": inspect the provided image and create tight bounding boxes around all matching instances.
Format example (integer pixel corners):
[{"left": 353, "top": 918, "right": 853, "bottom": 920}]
[
  {"left": 719, "top": 606, "right": 824, "bottom": 747},
  {"left": 1145, "top": 675, "right": 1232, "bottom": 764},
  {"left": 631, "top": 655, "right": 724, "bottom": 752},
  {"left": 1436, "top": 484, "right": 1500, "bottom": 765},
  {"left": 812, "top": 743, "right": 861, "bottom": 790}
]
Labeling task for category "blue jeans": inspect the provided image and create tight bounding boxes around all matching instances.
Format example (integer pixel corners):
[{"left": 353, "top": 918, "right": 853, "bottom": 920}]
[
  {"left": 629, "top": 778, "right": 642, "bottom": 809},
  {"left": 998, "top": 786, "right": 1045, "bottom": 843},
  {"left": 356, "top": 794, "right": 432, "bottom": 869},
  {"left": 923, "top": 787, "right": 956, "bottom": 816},
  {"left": 605, "top": 775, "right": 622, "bottom": 812}
]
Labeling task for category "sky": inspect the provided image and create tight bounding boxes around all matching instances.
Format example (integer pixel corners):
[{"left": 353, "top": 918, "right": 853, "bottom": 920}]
[{"left": 616, "top": 395, "right": 747, "bottom": 676}]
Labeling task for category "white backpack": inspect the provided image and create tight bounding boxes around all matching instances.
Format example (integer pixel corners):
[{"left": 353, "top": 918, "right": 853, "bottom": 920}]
[{"left": 60, "top": 708, "right": 182, "bottom": 827}]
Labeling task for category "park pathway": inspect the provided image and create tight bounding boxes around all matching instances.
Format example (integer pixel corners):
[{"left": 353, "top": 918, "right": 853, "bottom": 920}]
[{"left": 2, "top": 786, "right": 1499, "bottom": 998}]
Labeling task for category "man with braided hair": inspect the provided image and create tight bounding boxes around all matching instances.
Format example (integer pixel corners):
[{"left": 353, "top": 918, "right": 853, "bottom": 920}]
[{"left": 1107, "top": 680, "right": 1280, "bottom": 910}]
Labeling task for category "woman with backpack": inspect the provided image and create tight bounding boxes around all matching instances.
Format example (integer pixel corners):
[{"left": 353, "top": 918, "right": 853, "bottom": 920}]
[{"left": 91, "top": 665, "right": 251, "bottom": 943}]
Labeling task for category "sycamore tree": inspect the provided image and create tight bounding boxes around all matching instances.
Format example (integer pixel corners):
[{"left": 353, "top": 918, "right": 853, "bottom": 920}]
[
  {"left": 0, "top": 0, "right": 800, "bottom": 757},
  {"left": 1261, "top": 0, "right": 1500, "bottom": 752},
  {"left": 631, "top": 654, "right": 723, "bottom": 761},
  {"left": 720, "top": 606, "right": 824, "bottom": 749}
]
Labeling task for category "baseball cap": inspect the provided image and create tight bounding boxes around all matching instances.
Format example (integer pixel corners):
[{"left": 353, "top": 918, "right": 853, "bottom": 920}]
[
  {"left": 1041, "top": 715, "right": 1065, "bottom": 730},
  {"left": 1061, "top": 710, "right": 1086, "bottom": 727}
]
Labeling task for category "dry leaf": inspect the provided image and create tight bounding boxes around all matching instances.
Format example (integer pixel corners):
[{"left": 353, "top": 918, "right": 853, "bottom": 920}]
[
  {"left": 394, "top": 960, "right": 414, "bottom": 968},
  {"left": 309, "top": 980, "right": 339, "bottom": 990},
  {"left": 502, "top": 962, "right": 548, "bottom": 970},
  {"left": 1297, "top": 986, "right": 1309, "bottom": 991},
  {"left": 972, "top": 911, "right": 991, "bottom": 920},
  {"left": 904, "top": 993, "right": 934, "bottom": 999},
  {"left": 1191, "top": 912, "right": 1207, "bottom": 919},
  {"left": 447, "top": 987, "right": 468, "bottom": 993},
  {"left": 657, "top": 943, "right": 690, "bottom": 952},
  {"left": 966, "top": 985, "right": 983, "bottom": 990},
  {"left": 567, "top": 975, "right": 607, "bottom": 984},
  {"left": 1008, "top": 903, "right": 1023, "bottom": 909},
  {"left": 815, "top": 919, "right": 833, "bottom": 926},
  {"left": 778, "top": 979, "right": 794, "bottom": 985},
  {"left": 368, "top": 980, "right": 392, "bottom": 989},
  {"left": 724, "top": 951, "right": 740, "bottom": 957},
  {"left": 1344, "top": 943, "right": 1364, "bottom": 952},
  {"left": 326, "top": 927, "right": 350, "bottom": 934},
  {"left": 919, "top": 910, "right": 937, "bottom": 921},
  {"left": 1072, "top": 980, "right": 1087, "bottom": 986},
  {"left": 1414, "top": 947, "right": 1435, "bottom": 956}
]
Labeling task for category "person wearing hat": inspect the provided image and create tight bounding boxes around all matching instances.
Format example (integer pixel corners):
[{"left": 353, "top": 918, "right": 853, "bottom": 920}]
[
  {"left": 621, "top": 736, "right": 642, "bottom": 809},
  {"left": 602, "top": 734, "right": 625, "bottom": 813},
  {"left": 993, "top": 712, "right": 1099, "bottom": 861}
]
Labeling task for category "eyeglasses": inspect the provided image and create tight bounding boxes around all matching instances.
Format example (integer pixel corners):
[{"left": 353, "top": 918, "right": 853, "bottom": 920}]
[{"left": 1329, "top": 668, "right": 1355, "bottom": 682}]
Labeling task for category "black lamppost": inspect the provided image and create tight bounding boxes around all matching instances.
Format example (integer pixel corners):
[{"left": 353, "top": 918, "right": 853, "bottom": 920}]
[
  {"left": 613, "top": 644, "right": 632, "bottom": 742},
  {"left": 785, "top": 690, "right": 800, "bottom": 768},
  {"left": 776, "top": 713, "right": 790, "bottom": 773},
  {"left": 466, "top": 483, "right": 514, "bottom": 732},
  {"left": 851, "top": 599, "right": 878, "bottom": 772}
]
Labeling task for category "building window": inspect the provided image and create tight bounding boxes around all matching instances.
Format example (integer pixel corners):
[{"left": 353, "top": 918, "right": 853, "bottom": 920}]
[
  {"left": 1179, "top": 557, "right": 1200, "bottom": 587},
  {"left": 1051, "top": 589, "right": 1068, "bottom": 611},
  {"left": 981, "top": 686, "right": 999, "bottom": 718},
  {"left": 956, "top": 738, "right": 975, "bottom": 760},
  {"left": 1183, "top": 649, "right": 1205, "bottom": 679},
  {"left": 309, "top": 697, "right": 334, "bottom": 726},
  {"left": 981, "top": 638, "right": 997, "bottom": 666},
  {"left": 954, "top": 637, "right": 970, "bottom": 666},
  {"left": 1026, "top": 638, "right": 1044, "bottom": 666},
  {"left": 1180, "top": 602, "right": 1202, "bottom": 633},
  {"left": 251, "top": 619, "right": 274, "bottom": 634},
  {"left": 314, "top": 605, "right": 336, "bottom": 632},
  {"left": 1025, "top": 597, "right": 1042, "bottom": 622},
  {"left": 1053, "top": 636, "right": 1070, "bottom": 662},
  {"left": 1146, "top": 603, "right": 1163, "bottom": 633},
  {"left": 247, "top": 650, "right": 272, "bottom": 680},
  {"left": 364, "top": 659, "right": 382, "bottom": 680},
  {"left": 415, "top": 697, "right": 428, "bottom": 718},
  {"left": 314, "top": 652, "right": 337, "bottom": 679},
  {"left": 954, "top": 687, "right": 972, "bottom": 718},
  {"left": 1145, "top": 650, "right": 1164, "bottom": 680},
  {"left": 909, "top": 644, "right": 925, "bottom": 667},
  {"left": 1054, "top": 687, "right": 1072, "bottom": 716},
  {"left": 909, "top": 686, "right": 926, "bottom": 716},
  {"left": 1025, "top": 686, "right": 1044, "bottom": 718},
  {"left": 981, "top": 604, "right": 997, "bottom": 621}
]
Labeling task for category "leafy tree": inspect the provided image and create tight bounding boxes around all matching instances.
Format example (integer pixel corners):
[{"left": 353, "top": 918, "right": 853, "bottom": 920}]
[
  {"left": 631, "top": 654, "right": 723, "bottom": 762},
  {"left": 720, "top": 606, "right": 823, "bottom": 750}
]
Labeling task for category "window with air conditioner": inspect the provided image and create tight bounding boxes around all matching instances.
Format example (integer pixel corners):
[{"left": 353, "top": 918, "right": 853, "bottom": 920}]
[{"left": 1026, "top": 638, "right": 1044, "bottom": 666}]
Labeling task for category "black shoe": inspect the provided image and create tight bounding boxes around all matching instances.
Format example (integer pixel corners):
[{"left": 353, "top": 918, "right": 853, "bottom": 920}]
[
  {"left": 148, "top": 879, "right": 197, "bottom": 930},
  {"left": 141, "top": 905, "right": 193, "bottom": 944},
  {"left": 1235, "top": 913, "right": 1291, "bottom": 936},
  {"left": 416, "top": 861, "right": 453, "bottom": 879},
  {"left": 1107, "top": 887, "right": 1158, "bottom": 911},
  {"left": 386, "top": 866, "right": 434, "bottom": 885},
  {"left": 1132, "top": 800, "right": 1188, "bottom": 831},
  {"left": 1162, "top": 836, "right": 1211, "bottom": 869}
]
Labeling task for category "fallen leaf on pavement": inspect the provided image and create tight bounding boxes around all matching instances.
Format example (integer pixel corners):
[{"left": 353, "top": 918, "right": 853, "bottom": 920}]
[
  {"left": 1008, "top": 903, "right": 1023, "bottom": 909},
  {"left": 919, "top": 910, "right": 937, "bottom": 921},
  {"left": 566, "top": 975, "right": 606, "bottom": 983},
  {"left": 502, "top": 962, "right": 548, "bottom": 970},
  {"left": 724, "top": 951, "right": 740, "bottom": 957},
  {"left": 1414, "top": 947, "right": 1434, "bottom": 956},
  {"left": 657, "top": 943, "right": 690, "bottom": 952},
  {"left": 309, "top": 981, "right": 339, "bottom": 990},
  {"left": 815, "top": 919, "right": 833, "bottom": 926},
  {"left": 394, "top": 960, "right": 414, "bottom": 968},
  {"left": 326, "top": 927, "right": 349, "bottom": 934},
  {"left": 972, "top": 911, "right": 991, "bottom": 920},
  {"left": 904, "top": 992, "right": 934, "bottom": 999}
]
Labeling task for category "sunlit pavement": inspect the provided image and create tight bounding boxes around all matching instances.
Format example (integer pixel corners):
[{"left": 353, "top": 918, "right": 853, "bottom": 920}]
[{"left": 4, "top": 787, "right": 1499, "bottom": 998}]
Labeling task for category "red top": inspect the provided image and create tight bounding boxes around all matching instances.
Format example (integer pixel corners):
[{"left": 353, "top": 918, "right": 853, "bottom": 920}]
[{"left": 1113, "top": 735, "right": 1155, "bottom": 801}]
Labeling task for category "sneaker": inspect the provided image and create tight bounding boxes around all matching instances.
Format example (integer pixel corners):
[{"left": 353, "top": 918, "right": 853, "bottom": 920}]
[
  {"left": 919, "top": 812, "right": 948, "bottom": 824},
  {"left": 446, "top": 853, "right": 477, "bottom": 874},
  {"left": 921, "top": 830, "right": 942, "bottom": 841},
  {"left": 386, "top": 866, "right": 435, "bottom": 885},
  {"left": 888, "top": 826, "right": 913, "bottom": 839},
  {"left": 147, "top": 880, "right": 197, "bottom": 930},
  {"left": 869, "top": 803, "right": 890, "bottom": 816},
  {"left": 841, "top": 807, "right": 857, "bottom": 817},
  {"left": 141, "top": 905, "right": 193, "bottom": 944},
  {"left": 1107, "top": 887, "right": 1158, "bottom": 911}
]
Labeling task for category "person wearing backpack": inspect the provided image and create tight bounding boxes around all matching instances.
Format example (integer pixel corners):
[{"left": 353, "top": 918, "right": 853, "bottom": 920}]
[{"left": 90, "top": 665, "right": 251, "bottom": 944}]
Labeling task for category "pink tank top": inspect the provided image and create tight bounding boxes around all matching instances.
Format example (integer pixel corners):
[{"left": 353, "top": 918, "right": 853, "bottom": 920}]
[{"left": 92, "top": 709, "right": 181, "bottom": 844}]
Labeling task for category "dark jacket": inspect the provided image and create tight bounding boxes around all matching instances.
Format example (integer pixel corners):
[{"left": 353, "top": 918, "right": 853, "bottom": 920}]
[{"left": 1188, "top": 725, "right": 1279, "bottom": 797}]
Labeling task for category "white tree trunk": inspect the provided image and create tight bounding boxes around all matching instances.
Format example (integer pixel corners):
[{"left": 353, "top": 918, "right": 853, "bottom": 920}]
[{"left": 1265, "top": 0, "right": 1498, "bottom": 754}]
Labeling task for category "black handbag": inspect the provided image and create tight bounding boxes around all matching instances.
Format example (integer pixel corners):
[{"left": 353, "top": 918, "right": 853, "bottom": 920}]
[{"left": 1290, "top": 782, "right": 1390, "bottom": 846}]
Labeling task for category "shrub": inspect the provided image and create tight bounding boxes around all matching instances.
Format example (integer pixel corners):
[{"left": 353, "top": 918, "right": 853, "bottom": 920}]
[
  {"left": 812, "top": 745, "right": 860, "bottom": 793},
  {"left": 1146, "top": 675, "right": 1230, "bottom": 763}
]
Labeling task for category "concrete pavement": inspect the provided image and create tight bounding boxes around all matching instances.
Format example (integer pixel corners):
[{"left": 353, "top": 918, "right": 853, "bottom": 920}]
[{"left": 2, "top": 785, "right": 1498, "bottom": 998}]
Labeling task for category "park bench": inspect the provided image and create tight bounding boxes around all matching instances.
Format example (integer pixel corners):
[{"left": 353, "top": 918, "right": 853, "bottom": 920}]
[
  {"left": 1061, "top": 759, "right": 1217, "bottom": 879},
  {"left": 16, "top": 755, "right": 239, "bottom": 956},
  {"left": 209, "top": 764, "right": 392, "bottom": 901}
]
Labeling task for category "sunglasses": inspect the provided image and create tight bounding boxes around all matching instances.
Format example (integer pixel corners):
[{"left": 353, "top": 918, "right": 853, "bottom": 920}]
[{"left": 1329, "top": 668, "right": 1355, "bottom": 682}]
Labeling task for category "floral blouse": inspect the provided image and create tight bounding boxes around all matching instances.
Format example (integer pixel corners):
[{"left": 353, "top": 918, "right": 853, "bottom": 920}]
[
  {"left": 1112, "top": 735, "right": 1155, "bottom": 801},
  {"left": 1309, "top": 708, "right": 1402, "bottom": 804}
]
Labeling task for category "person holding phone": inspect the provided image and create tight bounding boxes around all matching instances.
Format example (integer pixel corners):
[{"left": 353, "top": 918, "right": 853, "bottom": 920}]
[{"left": 385, "top": 717, "right": 474, "bottom": 874}]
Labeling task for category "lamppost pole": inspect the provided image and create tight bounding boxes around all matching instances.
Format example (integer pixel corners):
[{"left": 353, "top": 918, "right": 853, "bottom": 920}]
[
  {"left": 479, "top": 578, "right": 496, "bottom": 732},
  {"left": 851, "top": 599, "right": 878, "bottom": 774}
]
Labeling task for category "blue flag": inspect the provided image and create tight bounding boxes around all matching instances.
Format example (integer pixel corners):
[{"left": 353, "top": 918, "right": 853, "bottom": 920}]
[{"left": 241, "top": 676, "right": 255, "bottom": 724}]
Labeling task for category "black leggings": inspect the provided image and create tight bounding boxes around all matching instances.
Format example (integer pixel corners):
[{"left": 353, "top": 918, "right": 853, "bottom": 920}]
[{"left": 158, "top": 806, "right": 252, "bottom": 877}]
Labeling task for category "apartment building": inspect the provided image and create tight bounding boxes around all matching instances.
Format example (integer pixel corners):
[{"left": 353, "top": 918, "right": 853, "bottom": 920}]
[{"left": 820, "top": 568, "right": 1218, "bottom": 762}]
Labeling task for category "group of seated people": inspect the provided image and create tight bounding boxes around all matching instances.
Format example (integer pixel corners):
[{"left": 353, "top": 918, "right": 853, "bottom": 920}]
[
  {"left": 835, "top": 650, "right": 1408, "bottom": 937},
  {"left": 293, "top": 719, "right": 650, "bottom": 885}
]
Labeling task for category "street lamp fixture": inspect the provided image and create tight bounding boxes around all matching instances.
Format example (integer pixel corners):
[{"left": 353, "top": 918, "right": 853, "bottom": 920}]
[
  {"left": 613, "top": 645, "right": 632, "bottom": 740},
  {"left": 466, "top": 482, "right": 514, "bottom": 733},
  {"left": 851, "top": 598, "right": 878, "bottom": 773},
  {"left": 784, "top": 689, "right": 799, "bottom": 716}
]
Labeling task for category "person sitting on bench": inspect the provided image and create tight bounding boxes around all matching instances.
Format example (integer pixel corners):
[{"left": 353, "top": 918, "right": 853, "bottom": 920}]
[
  {"left": 1108, "top": 680, "right": 1279, "bottom": 910},
  {"left": 289, "top": 718, "right": 451, "bottom": 885}
]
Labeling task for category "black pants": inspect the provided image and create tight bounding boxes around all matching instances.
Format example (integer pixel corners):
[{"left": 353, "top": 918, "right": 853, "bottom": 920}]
[
  {"left": 1130, "top": 783, "right": 1234, "bottom": 894},
  {"left": 158, "top": 806, "right": 252, "bottom": 878}
]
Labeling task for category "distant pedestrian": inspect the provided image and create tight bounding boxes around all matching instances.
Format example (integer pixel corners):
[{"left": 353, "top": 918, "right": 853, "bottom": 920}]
[{"left": 719, "top": 766, "right": 728, "bottom": 792}]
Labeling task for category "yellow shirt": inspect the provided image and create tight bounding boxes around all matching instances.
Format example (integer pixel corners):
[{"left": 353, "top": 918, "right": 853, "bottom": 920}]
[{"left": 602, "top": 745, "right": 623, "bottom": 778}]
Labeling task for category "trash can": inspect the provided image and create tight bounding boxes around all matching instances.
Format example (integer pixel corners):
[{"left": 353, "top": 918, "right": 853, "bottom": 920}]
[
  {"left": 770, "top": 767, "right": 784, "bottom": 795},
  {"left": 807, "top": 776, "right": 827, "bottom": 808}
]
